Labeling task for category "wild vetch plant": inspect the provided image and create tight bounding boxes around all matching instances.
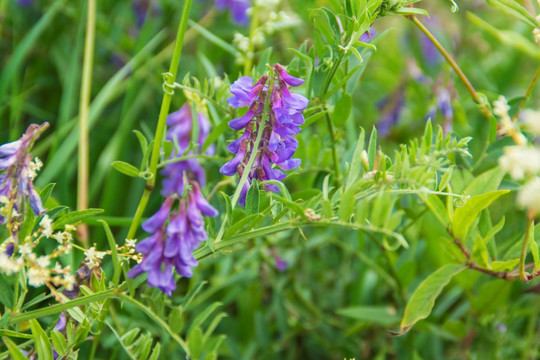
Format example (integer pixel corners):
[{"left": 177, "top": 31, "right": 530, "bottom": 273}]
[{"left": 2, "top": 0, "right": 540, "bottom": 358}]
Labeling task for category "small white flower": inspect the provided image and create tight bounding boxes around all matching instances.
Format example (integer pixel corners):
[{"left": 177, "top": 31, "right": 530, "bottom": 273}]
[
  {"left": 36, "top": 256, "right": 50, "bottom": 268},
  {"left": 125, "top": 239, "right": 137, "bottom": 248},
  {"left": 52, "top": 231, "right": 72, "bottom": 244},
  {"left": 499, "top": 146, "right": 540, "bottom": 180},
  {"left": 493, "top": 96, "right": 510, "bottom": 119},
  {"left": 19, "top": 242, "right": 33, "bottom": 255},
  {"left": 64, "top": 224, "right": 76, "bottom": 232},
  {"left": 40, "top": 215, "right": 53, "bottom": 238},
  {"left": 517, "top": 177, "right": 540, "bottom": 214},
  {"left": 521, "top": 109, "right": 540, "bottom": 135},
  {"left": 84, "top": 246, "right": 106, "bottom": 268},
  {"left": 64, "top": 273, "right": 76, "bottom": 291},
  {"left": 28, "top": 267, "right": 49, "bottom": 287},
  {"left": 0, "top": 253, "right": 18, "bottom": 275},
  {"left": 534, "top": 28, "right": 540, "bottom": 46},
  {"left": 233, "top": 33, "right": 250, "bottom": 52}
]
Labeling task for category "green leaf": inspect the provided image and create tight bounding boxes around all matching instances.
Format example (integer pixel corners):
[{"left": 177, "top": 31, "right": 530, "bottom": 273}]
[
  {"left": 187, "top": 20, "right": 237, "bottom": 55},
  {"left": 528, "top": 222, "right": 539, "bottom": 271},
  {"left": 0, "top": 275, "right": 13, "bottom": 309},
  {"left": 187, "top": 326, "right": 204, "bottom": 360},
  {"left": 2, "top": 336, "right": 28, "bottom": 360},
  {"left": 392, "top": 7, "right": 429, "bottom": 16},
  {"left": 30, "top": 319, "right": 54, "bottom": 360},
  {"left": 111, "top": 161, "right": 141, "bottom": 178},
  {"left": 486, "top": 0, "right": 538, "bottom": 27},
  {"left": 468, "top": 12, "right": 540, "bottom": 60},
  {"left": 345, "top": 128, "right": 366, "bottom": 190},
  {"left": 491, "top": 259, "right": 520, "bottom": 271},
  {"left": 303, "top": 110, "right": 328, "bottom": 128},
  {"left": 397, "top": 264, "right": 466, "bottom": 335},
  {"left": 53, "top": 208, "right": 104, "bottom": 230},
  {"left": 332, "top": 93, "right": 352, "bottom": 127},
  {"left": 451, "top": 190, "right": 509, "bottom": 241},
  {"left": 272, "top": 195, "right": 307, "bottom": 220},
  {"left": 99, "top": 220, "right": 121, "bottom": 285},
  {"left": 169, "top": 307, "right": 184, "bottom": 334},
  {"left": 367, "top": 127, "right": 377, "bottom": 171},
  {"left": 51, "top": 330, "right": 67, "bottom": 357},
  {"left": 337, "top": 306, "right": 400, "bottom": 326},
  {"left": 39, "top": 183, "right": 56, "bottom": 205},
  {"left": 465, "top": 167, "right": 505, "bottom": 196},
  {"left": 245, "top": 180, "right": 260, "bottom": 216},
  {"left": 133, "top": 129, "right": 148, "bottom": 155},
  {"left": 149, "top": 342, "right": 162, "bottom": 360}
]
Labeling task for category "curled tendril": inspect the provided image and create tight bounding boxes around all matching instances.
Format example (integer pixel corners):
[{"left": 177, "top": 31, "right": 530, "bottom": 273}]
[
  {"left": 162, "top": 72, "right": 176, "bottom": 95},
  {"left": 454, "top": 194, "right": 469, "bottom": 207},
  {"left": 449, "top": 0, "right": 459, "bottom": 12}
]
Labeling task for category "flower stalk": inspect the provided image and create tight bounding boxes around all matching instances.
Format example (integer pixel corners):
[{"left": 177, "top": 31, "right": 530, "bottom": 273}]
[
  {"left": 77, "top": 0, "right": 97, "bottom": 245},
  {"left": 127, "top": 0, "right": 194, "bottom": 240}
]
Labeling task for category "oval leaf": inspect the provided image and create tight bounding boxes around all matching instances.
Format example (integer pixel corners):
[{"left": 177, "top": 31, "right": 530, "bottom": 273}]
[{"left": 397, "top": 264, "right": 466, "bottom": 335}]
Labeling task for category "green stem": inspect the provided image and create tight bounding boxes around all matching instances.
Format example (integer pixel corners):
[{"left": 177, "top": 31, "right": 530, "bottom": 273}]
[
  {"left": 320, "top": 54, "right": 345, "bottom": 183},
  {"left": 126, "top": 0, "right": 193, "bottom": 240},
  {"left": 77, "top": 0, "right": 96, "bottom": 244},
  {"left": 410, "top": 16, "right": 491, "bottom": 121},
  {"left": 213, "top": 77, "right": 275, "bottom": 243},
  {"left": 512, "top": 65, "right": 540, "bottom": 122},
  {"left": 8, "top": 290, "right": 117, "bottom": 325},
  {"left": 520, "top": 216, "right": 534, "bottom": 282},
  {"left": 325, "top": 112, "right": 341, "bottom": 181},
  {"left": 199, "top": 220, "right": 406, "bottom": 259}
]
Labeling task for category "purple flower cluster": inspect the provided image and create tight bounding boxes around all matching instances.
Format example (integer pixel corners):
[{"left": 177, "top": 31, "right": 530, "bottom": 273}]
[
  {"left": 215, "top": 0, "right": 251, "bottom": 25},
  {"left": 0, "top": 123, "right": 48, "bottom": 229},
  {"left": 220, "top": 63, "right": 307, "bottom": 206},
  {"left": 128, "top": 104, "right": 218, "bottom": 296}
]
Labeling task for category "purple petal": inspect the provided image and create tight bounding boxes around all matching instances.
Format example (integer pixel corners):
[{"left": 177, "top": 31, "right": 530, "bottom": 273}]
[{"left": 142, "top": 197, "right": 173, "bottom": 233}]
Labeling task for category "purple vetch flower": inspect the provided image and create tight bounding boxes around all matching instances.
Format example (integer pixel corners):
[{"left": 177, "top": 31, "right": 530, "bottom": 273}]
[
  {"left": 132, "top": 0, "right": 161, "bottom": 28},
  {"left": 215, "top": 0, "right": 251, "bottom": 25},
  {"left": 129, "top": 103, "right": 218, "bottom": 295},
  {"left": 359, "top": 26, "right": 377, "bottom": 43},
  {"left": 0, "top": 123, "right": 48, "bottom": 231},
  {"left": 17, "top": 0, "right": 34, "bottom": 6},
  {"left": 161, "top": 103, "right": 213, "bottom": 197},
  {"left": 4, "top": 243, "right": 14, "bottom": 257},
  {"left": 128, "top": 184, "right": 218, "bottom": 295},
  {"left": 425, "top": 78, "right": 455, "bottom": 134},
  {"left": 220, "top": 63, "right": 307, "bottom": 206},
  {"left": 275, "top": 255, "right": 288, "bottom": 272},
  {"left": 377, "top": 89, "right": 405, "bottom": 137}
]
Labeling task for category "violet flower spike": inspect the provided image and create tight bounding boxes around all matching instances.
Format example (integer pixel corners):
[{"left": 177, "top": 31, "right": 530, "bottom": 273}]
[
  {"left": 129, "top": 103, "right": 218, "bottom": 296},
  {"left": 0, "top": 123, "right": 48, "bottom": 229},
  {"left": 215, "top": 0, "right": 251, "bottom": 25},
  {"left": 220, "top": 63, "right": 307, "bottom": 206}
]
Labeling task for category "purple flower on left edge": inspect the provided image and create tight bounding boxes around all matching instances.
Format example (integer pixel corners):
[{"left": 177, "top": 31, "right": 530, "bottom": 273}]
[
  {"left": 0, "top": 123, "right": 48, "bottom": 233},
  {"left": 215, "top": 0, "right": 251, "bottom": 25},
  {"left": 220, "top": 63, "right": 307, "bottom": 206},
  {"left": 128, "top": 104, "right": 218, "bottom": 296}
]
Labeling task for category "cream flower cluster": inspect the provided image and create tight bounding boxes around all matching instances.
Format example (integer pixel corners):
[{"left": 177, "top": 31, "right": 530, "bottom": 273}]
[{"left": 495, "top": 96, "right": 540, "bottom": 215}]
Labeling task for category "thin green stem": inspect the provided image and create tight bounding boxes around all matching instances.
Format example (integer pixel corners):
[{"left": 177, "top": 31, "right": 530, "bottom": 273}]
[
  {"left": 213, "top": 77, "right": 275, "bottom": 244},
  {"left": 512, "top": 65, "right": 540, "bottom": 122},
  {"left": 410, "top": 16, "right": 492, "bottom": 121},
  {"left": 320, "top": 54, "right": 345, "bottom": 183},
  {"left": 324, "top": 111, "right": 342, "bottom": 181},
  {"left": 520, "top": 216, "right": 534, "bottom": 282},
  {"left": 77, "top": 0, "right": 96, "bottom": 244},
  {"left": 126, "top": 0, "right": 193, "bottom": 240}
]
